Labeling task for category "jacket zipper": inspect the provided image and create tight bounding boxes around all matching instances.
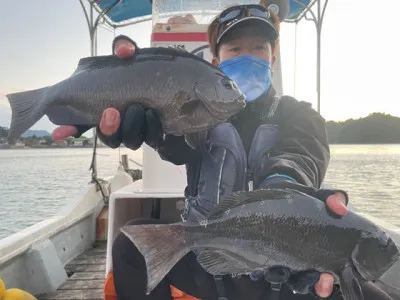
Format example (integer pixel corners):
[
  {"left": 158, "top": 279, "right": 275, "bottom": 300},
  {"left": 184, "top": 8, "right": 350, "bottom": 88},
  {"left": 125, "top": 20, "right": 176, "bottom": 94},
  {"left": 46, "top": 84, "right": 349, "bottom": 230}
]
[
  {"left": 247, "top": 101, "right": 258, "bottom": 191},
  {"left": 247, "top": 168, "right": 253, "bottom": 191}
]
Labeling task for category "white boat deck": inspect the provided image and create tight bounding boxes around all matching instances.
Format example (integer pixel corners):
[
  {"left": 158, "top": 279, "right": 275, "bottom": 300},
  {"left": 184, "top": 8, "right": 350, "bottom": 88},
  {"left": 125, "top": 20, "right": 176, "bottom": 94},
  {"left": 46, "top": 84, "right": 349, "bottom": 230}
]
[{"left": 40, "top": 241, "right": 106, "bottom": 300}]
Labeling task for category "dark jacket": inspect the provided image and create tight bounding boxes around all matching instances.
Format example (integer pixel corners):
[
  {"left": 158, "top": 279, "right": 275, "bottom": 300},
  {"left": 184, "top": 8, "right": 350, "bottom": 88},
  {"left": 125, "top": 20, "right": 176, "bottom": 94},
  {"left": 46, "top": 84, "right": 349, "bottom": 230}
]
[{"left": 156, "top": 86, "right": 330, "bottom": 196}]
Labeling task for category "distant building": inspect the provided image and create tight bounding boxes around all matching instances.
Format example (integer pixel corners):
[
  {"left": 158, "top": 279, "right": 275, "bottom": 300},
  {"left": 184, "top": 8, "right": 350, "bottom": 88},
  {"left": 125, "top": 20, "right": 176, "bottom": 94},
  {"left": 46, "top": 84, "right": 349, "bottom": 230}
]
[
  {"left": 72, "top": 136, "right": 91, "bottom": 147},
  {"left": 57, "top": 140, "right": 68, "bottom": 146},
  {"left": 74, "top": 139, "right": 84, "bottom": 146},
  {"left": 14, "top": 142, "right": 25, "bottom": 147}
]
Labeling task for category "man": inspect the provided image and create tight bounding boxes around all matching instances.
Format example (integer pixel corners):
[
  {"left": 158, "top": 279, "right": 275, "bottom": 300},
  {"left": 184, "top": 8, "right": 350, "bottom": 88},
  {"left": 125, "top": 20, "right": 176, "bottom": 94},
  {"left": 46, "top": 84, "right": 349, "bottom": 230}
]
[{"left": 52, "top": 4, "right": 393, "bottom": 300}]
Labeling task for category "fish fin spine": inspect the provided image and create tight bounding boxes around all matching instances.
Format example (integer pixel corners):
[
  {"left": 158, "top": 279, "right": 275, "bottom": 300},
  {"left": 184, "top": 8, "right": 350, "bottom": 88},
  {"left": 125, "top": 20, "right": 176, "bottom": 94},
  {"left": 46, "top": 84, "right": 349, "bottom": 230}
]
[{"left": 208, "top": 188, "right": 293, "bottom": 219}]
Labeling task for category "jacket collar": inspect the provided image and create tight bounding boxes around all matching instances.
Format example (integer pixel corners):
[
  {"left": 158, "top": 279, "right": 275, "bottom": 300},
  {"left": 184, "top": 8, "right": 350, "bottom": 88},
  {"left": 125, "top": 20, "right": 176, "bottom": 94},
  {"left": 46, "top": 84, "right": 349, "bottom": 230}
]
[
  {"left": 229, "top": 85, "right": 279, "bottom": 123},
  {"left": 246, "top": 85, "right": 277, "bottom": 111}
]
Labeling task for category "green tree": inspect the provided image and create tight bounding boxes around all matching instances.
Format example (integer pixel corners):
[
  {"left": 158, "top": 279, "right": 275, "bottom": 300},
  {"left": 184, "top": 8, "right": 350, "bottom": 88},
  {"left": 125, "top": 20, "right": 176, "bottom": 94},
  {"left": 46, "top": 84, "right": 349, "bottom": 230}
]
[
  {"left": 326, "top": 113, "right": 400, "bottom": 144},
  {"left": 0, "top": 126, "right": 8, "bottom": 138},
  {"left": 43, "top": 136, "right": 53, "bottom": 146}
]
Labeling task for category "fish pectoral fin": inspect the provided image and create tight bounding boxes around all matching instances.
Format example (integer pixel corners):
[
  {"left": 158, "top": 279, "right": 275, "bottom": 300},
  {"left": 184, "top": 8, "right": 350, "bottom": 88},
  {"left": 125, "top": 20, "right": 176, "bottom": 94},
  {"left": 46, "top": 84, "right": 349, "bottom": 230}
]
[
  {"left": 184, "top": 133, "right": 198, "bottom": 150},
  {"left": 196, "top": 249, "right": 255, "bottom": 276},
  {"left": 179, "top": 99, "right": 204, "bottom": 116},
  {"left": 208, "top": 189, "right": 293, "bottom": 219},
  {"left": 184, "top": 130, "right": 208, "bottom": 150},
  {"left": 339, "top": 265, "right": 364, "bottom": 300},
  {"left": 46, "top": 105, "right": 94, "bottom": 126}
]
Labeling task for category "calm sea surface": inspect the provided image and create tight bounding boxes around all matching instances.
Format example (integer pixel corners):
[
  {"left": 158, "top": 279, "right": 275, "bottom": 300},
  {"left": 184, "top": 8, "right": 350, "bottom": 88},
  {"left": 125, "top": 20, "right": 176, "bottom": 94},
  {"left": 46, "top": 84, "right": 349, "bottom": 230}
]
[{"left": 0, "top": 144, "right": 399, "bottom": 240}]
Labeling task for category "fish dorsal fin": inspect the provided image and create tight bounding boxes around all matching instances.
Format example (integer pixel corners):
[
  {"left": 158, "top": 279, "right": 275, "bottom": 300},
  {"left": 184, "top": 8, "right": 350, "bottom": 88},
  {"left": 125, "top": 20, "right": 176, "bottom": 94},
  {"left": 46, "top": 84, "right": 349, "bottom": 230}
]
[
  {"left": 73, "top": 55, "right": 124, "bottom": 74},
  {"left": 207, "top": 188, "right": 294, "bottom": 220},
  {"left": 73, "top": 51, "right": 176, "bottom": 75},
  {"left": 76, "top": 56, "right": 96, "bottom": 69},
  {"left": 71, "top": 45, "right": 218, "bottom": 77}
]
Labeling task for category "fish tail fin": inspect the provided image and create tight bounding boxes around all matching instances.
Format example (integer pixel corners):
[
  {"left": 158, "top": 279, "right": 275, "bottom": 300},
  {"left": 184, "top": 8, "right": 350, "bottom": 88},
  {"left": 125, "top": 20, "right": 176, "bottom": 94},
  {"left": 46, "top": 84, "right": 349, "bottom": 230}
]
[
  {"left": 120, "top": 223, "right": 192, "bottom": 295},
  {"left": 6, "top": 88, "right": 47, "bottom": 144}
]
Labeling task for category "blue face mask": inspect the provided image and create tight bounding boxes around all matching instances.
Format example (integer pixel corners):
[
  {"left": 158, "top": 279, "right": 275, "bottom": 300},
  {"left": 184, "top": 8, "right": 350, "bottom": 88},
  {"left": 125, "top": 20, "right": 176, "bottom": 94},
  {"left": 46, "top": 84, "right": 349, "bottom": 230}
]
[{"left": 218, "top": 55, "right": 272, "bottom": 102}]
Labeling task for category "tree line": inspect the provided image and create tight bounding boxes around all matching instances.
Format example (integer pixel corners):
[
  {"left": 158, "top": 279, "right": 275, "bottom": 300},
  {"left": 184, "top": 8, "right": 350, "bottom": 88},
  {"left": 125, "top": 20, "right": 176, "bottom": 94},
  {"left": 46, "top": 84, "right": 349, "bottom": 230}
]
[
  {"left": 325, "top": 113, "right": 400, "bottom": 144},
  {"left": 0, "top": 127, "right": 92, "bottom": 147},
  {"left": 1, "top": 112, "right": 400, "bottom": 144},
  {"left": 0, "top": 126, "right": 8, "bottom": 138}
]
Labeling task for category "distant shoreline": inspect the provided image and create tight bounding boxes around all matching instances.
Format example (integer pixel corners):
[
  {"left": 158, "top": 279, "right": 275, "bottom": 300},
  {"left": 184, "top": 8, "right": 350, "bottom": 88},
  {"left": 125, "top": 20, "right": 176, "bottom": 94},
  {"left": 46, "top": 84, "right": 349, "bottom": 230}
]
[
  {"left": 1, "top": 143, "right": 399, "bottom": 151},
  {"left": 0, "top": 144, "right": 106, "bottom": 150}
]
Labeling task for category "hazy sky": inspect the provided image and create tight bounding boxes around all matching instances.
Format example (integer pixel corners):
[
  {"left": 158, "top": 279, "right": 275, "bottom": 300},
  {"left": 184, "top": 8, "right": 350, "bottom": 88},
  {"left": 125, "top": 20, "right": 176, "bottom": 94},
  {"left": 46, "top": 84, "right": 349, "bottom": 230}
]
[{"left": 1, "top": 0, "right": 400, "bottom": 134}]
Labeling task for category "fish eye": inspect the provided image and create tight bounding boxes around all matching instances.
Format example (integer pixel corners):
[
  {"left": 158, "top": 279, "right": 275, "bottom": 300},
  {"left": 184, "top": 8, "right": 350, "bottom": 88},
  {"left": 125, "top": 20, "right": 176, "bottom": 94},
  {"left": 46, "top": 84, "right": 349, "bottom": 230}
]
[{"left": 220, "top": 77, "right": 235, "bottom": 90}]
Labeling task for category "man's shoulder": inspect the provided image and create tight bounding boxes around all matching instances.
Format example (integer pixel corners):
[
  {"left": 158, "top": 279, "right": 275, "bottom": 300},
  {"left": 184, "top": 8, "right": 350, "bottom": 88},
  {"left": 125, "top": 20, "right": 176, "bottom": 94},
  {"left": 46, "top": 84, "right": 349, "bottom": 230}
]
[
  {"left": 276, "top": 94, "right": 322, "bottom": 119},
  {"left": 278, "top": 94, "right": 313, "bottom": 109}
]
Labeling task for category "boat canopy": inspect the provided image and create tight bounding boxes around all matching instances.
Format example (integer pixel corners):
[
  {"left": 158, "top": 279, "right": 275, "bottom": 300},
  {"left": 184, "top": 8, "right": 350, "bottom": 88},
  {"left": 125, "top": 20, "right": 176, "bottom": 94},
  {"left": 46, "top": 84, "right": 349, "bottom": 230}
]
[
  {"left": 92, "top": 0, "right": 315, "bottom": 27},
  {"left": 83, "top": 0, "right": 326, "bottom": 184}
]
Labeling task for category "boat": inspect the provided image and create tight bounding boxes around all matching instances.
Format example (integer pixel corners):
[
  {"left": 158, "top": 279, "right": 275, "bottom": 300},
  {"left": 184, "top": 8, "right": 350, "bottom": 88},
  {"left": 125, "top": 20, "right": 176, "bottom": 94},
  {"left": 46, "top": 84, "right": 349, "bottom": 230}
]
[{"left": 0, "top": 0, "right": 399, "bottom": 299}]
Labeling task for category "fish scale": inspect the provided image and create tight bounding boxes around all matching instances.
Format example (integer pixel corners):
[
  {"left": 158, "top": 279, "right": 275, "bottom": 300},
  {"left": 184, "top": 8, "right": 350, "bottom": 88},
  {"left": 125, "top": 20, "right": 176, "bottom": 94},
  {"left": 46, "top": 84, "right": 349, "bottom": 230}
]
[{"left": 186, "top": 211, "right": 359, "bottom": 273}]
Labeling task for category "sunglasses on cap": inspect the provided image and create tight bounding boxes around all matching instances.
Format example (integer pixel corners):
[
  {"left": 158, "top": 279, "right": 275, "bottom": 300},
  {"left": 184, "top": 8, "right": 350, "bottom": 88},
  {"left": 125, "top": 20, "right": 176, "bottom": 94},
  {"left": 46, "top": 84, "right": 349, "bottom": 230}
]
[{"left": 218, "top": 4, "right": 271, "bottom": 25}]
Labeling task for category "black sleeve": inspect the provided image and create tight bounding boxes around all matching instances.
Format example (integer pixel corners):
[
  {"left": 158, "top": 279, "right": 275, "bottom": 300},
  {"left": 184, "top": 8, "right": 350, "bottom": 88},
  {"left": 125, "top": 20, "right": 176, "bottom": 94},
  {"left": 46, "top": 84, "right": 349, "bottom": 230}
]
[
  {"left": 156, "top": 135, "right": 199, "bottom": 165},
  {"left": 258, "top": 176, "right": 349, "bottom": 207},
  {"left": 258, "top": 96, "right": 330, "bottom": 188}
]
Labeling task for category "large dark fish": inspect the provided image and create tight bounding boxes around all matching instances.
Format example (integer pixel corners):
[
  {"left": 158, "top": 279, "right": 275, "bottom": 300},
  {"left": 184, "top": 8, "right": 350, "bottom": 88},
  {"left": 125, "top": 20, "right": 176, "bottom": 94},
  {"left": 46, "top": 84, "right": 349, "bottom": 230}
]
[
  {"left": 6, "top": 46, "right": 246, "bottom": 144},
  {"left": 121, "top": 188, "right": 400, "bottom": 300}
]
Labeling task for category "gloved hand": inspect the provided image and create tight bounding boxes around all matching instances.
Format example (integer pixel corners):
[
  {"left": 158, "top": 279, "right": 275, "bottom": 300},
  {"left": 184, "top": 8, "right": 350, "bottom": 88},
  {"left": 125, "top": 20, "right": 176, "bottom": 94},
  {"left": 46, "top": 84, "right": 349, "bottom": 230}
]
[
  {"left": 51, "top": 35, "right": 164, "bottom": 151},
  {"left": 250, "top": 176, "right": 349, "bottom": 299},
  {"left": 0, "top": 279, "right": 37, "bottom": 300},
  {"left": 257, "top": 175, "right": 349, "bottom": 217},
  {"left": 94, "top": 103, "right": 163, "bottom": 151}
]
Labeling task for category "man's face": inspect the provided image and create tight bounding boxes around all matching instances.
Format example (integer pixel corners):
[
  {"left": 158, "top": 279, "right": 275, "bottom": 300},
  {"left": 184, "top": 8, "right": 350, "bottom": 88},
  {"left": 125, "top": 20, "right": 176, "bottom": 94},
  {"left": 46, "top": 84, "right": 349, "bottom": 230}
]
[{"left": 214, "top": 25, "right": 276, "bottom": 66}]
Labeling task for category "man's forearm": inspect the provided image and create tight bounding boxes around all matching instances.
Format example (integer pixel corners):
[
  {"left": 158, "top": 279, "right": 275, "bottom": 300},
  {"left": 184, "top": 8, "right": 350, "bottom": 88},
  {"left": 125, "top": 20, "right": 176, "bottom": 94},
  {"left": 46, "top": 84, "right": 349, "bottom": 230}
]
[{"left": 257, "top": 99, "right": 330, "bottom": 188}]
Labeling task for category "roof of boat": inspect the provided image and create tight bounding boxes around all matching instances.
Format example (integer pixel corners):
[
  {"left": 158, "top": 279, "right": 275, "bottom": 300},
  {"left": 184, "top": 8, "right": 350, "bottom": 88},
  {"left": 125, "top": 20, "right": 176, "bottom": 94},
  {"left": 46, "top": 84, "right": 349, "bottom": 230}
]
[{"left": 93, "top": 0, "right": 315, "bottom": 27}]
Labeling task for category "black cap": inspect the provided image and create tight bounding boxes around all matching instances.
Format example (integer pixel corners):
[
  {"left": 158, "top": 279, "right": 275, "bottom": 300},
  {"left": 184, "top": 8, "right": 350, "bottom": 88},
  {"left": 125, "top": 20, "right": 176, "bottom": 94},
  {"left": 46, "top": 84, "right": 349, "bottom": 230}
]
[{"left": 216, "top": 13, "right": 279, "bottom": 46}]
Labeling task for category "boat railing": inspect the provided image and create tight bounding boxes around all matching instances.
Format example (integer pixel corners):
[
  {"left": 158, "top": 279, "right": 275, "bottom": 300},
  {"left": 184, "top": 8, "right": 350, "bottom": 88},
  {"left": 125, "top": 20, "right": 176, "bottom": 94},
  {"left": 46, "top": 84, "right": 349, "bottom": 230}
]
[{"left": 0, "top": 170, "right": 133, "bottom": 294}]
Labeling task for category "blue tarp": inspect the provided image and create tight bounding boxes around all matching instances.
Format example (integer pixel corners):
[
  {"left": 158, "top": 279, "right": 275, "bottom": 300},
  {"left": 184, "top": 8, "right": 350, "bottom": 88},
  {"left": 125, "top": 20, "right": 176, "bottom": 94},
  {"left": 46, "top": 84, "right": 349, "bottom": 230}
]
[
  {"left": 94, "top": 0, "right": 314, "bottom": 25},
  {"left": 286, "top": 0, "right": 313, "bottom": 21}
]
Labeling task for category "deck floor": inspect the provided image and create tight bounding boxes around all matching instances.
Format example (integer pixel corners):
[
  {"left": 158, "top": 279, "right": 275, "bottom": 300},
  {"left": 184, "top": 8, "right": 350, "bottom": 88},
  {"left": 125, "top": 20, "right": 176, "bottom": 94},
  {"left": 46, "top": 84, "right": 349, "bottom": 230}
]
[{"left": 39, "top": 242, "right": 107, "bottom": 300}]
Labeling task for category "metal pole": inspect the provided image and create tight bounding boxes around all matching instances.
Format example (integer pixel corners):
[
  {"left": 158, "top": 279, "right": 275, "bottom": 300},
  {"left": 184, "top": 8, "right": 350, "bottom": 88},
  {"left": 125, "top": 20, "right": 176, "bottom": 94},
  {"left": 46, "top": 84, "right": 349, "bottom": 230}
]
[
  {"left": 292, "top": 0, "right": 329, "bottom": 114},
  {"left": 89, "top": 2, "right": 98, "bottom": 180},
  {"left": 90, "top": 4, "right": 94, "bottom": 55},
  {"left": 79, "top": 0, "right": 98, "bottom": 181},
  {"left": 293, "top": 22, "right": 298, "bottom": 97},
  {"left": 316, "top": 0, "right": 321, "bottom": 113},
  {"left": 79, "top": 0, "right": 120, "bottom": 182},
  {"left": 317, "top": 0, "right": 330, "bottom": 114}
]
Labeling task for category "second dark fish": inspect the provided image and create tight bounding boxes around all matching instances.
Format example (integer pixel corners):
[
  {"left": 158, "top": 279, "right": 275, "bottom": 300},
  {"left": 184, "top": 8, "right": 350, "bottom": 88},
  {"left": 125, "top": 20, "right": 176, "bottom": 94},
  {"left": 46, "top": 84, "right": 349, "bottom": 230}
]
[{"left": 121, "top": 188, "right": 400, "bottom": 300}]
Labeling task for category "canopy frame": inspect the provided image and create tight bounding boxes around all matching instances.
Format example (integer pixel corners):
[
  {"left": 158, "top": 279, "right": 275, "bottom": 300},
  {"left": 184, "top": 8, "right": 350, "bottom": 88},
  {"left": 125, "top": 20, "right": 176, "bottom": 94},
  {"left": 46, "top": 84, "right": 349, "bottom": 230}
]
[
  {"left": 80, "top": 0, "right": 330, "bottom": 114},
  {"left": 78, "top": 0, "right": 330, "bottom": 187},
  {"left": 286, "top": 0, "right": 330, "bottom": 114}
]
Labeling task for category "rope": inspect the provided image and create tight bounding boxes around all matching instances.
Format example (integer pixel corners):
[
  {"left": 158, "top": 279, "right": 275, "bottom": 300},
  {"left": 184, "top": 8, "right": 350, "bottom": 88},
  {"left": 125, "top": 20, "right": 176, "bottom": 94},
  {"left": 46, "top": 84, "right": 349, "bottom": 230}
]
[{"left": 89, "top": 130, "right": 109, "bottom": 205}]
